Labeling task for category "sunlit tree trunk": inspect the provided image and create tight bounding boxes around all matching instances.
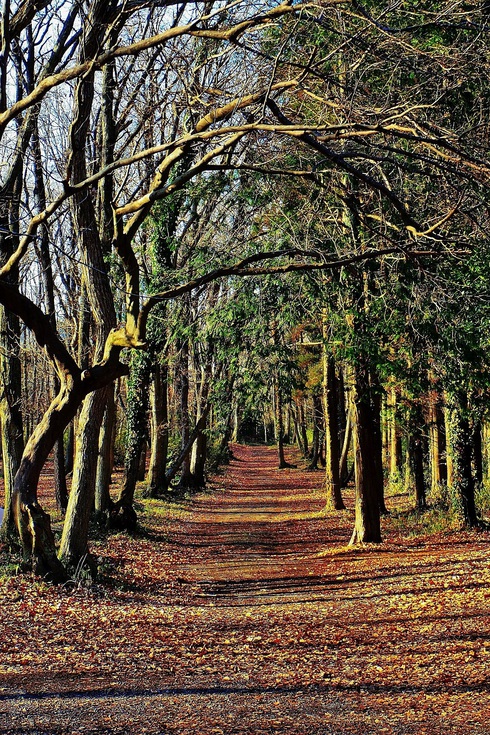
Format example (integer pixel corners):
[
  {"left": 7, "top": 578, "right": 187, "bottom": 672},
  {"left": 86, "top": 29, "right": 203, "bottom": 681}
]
[
  {"left": 443, "top": 394, "right": 455, "bottom": 494},
  {"left": 148, "top": 363, "right": 169, "bottom": 496},
  {"left": 177, "top": 336, "right": 194, "bottom": 487},
  {"left": 370, "top": 372, "right": 388, "bottom": 515},
  {"left": 299, "top": 399, "right": 309, "bottom": 458},
  {"left": 428, "top": 389, "right": 444, "bottom": 497},
  {"left": 308, "top": 393, "right": 322, "bottom": 470},
  {"left": 190, "top": 339, "right": 215, "bottom": 489},
  {"left": 59, "top": 387, "right": 109, "bottom": 570},
  {"left": 388, "top": 386, "right": 403, "bottom": 482}
]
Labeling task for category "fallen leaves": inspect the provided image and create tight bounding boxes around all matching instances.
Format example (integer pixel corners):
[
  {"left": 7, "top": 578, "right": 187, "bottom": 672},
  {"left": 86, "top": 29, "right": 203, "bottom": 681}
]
[{"left": 1, "top": 444, "right": 490, "bottom": 734}]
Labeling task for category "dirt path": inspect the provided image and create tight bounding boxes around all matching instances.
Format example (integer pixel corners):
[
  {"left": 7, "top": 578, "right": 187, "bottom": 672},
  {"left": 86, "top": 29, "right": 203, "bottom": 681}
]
[{"left": 1, "top": 444, "right": 490, "bottom": 734}]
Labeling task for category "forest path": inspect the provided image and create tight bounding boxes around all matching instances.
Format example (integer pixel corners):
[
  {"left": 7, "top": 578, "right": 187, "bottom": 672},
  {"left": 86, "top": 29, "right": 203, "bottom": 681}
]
[{"left": 1, "top": 444, "right": 490, "bottom": 734}]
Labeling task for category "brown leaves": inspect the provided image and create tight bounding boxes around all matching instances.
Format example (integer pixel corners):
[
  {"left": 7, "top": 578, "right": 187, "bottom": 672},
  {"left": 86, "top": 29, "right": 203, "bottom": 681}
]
[{"left": 1, "top": 445, "right": 490, "bottom": 733}]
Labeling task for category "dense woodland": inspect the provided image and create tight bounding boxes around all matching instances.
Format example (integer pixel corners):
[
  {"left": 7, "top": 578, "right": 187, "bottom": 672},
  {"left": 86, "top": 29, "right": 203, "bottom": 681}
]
[{"left": 1, "top": 0, "right": 490, "bottom": 583}]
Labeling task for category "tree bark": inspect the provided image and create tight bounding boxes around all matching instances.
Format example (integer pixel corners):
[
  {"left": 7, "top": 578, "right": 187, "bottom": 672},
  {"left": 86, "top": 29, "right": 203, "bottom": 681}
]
[
  {"left": 116, "top": 352, "right": 151, "bottom": 510},
  {"left": 148, "top": 363, "right": 169, "bottom": 496},
  {"left": 59, "top": 387, "right": 110, "bottom": 571},
  {"left": 95, "top": 386, "right": 116, "bottom": 514},
  {"left": 428, "top": 389, "right": 444, "bottom": 496},
  {"left": 349, "top": 361, "right": 382, "bottom": 544},
  {"left": 445, "top": 392, "right": 479, "bottom": 527},
  {"left": 410, "top": 426, "right": 427, "bottom": 511},
  {"left": 370, "top": 372, "right": 388, "bottom": 515},
  {"left": 165, "top": 404, "right": 211, "bottom": 486},
  {"left": 307, "top": 393, "right": 322, "bottom": 470},
  {"left": 388, "top": 386, "right": 403, "bottom": 481},
  {"left": 324, "top": 353, "right": 344, "bottom": 509},
  {"left": 0, "top": 306, "right": 24, "bottom": 542},
  {"left": 274, "top": 375, "right": 289, "bottom": 469}
]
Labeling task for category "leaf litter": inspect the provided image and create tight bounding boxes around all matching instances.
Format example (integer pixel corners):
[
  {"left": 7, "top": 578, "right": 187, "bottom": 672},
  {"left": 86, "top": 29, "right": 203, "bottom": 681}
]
[{"left": 1, "top": 444, "right": 490, "bottom": 734}]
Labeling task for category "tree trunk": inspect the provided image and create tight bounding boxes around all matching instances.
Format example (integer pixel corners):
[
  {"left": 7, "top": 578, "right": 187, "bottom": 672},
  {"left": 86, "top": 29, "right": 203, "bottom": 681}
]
[
  {"left": 339, "top": 408, "right": 352, "bottom": 488},
  {"left": 53, "top": 438, "right": 68, "bottom": 512},
  {"left": 308, "top": 393, "right": 322, "bottom": 470},
  {"left": 428, "top": 389, "right": 445, "bottom": 497},
  {"left": 299, "top": 399, "right": 309, "bottom": 458},
  {"left": 0, "top": 307, "right": 24, "bottom": 542},
  {"left": 116, "top": 352, "right": 151, "bottom": 510},
  {"left": 0, "top": 158, "right": 24, "bottom": 542},
  {"left": 446, "top": 392, "right": 479, "bottom": 527},
  {"left": 12, "top": 381, "right": 89, "bottom": 580},
  {"left": 324, "top": 353, "right": 344, "bottom": 509},
  {"left": 349, "top": 361, "right": 382, "bottom": 544},
  {"left": 370, "top": 373, "right": 388, "bottom": 515},
  {"left": 388, "top": 386, "right": 403, "bottom": 482},
  {"left": 443, "top": 395, "right": 455, "bottom": 494},
  {"left": 59, "top": 387, "right": 110, "bottom": 571},
  {"left": 148, "top": 363, "right": 169, "bottom": 496},
  {"left": 275, "top": 376, "right": 288, "bottom": 469},
  {"left": 473, "top": 419, "right": 483, "bottom": 487},
  {"left": 165, "top": 405, "right": 211, "bottom": 486},
  {"left": 94, "top": 386, "right": 116, "bottom": 514},
  {"left": 64, "top": 422, "right": 75, "bottom": 475},
  {"left": 410, "top": 428, "right": 427, "bottom": 511}
]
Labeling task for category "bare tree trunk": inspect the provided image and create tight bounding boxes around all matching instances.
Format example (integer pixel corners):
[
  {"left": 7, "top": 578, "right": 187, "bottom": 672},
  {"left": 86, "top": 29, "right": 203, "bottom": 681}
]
[
  {"left": 95, "top": 386, "right": 116, "bottom": 514},
  {"left": 349, "top": 361, "right": 381, "bottom": 544},
  {"left": 308, "top": 393, "right": 322, "bottom": 470},
  {"left": 166, "top": 405, "right": 211, "bottom": 486},
  {"left": 444, "top": 394, "right": 455, "bottom": 494},
  {"left": 324, "top": 353, "right": 344, "bottom": 509},
  {"left": 59, "top": 387, "right": 109, "bottom": 570},
  {"left": 275, "top": 375, "right": 289, "bottom": 469},
  {"left": 371, "top": 373, "right": 388, "bottom": 515},
  {"left": 177, "top": 337, "right": 194, "bottom": 487},
  {"left": 299, "top": 399, "right": 309, "bottom": 458},
  {"left": 388, "top": 386, "right": 403, "bottom": 482},
  {"left": 148, "top": 363, "right": 169, "bottom": 496},
  {"left": 339, "top": 408, "right": 352, "bottom": 488},
  {"left": 428, "top": 389, "right": 443, "bottom": 497}
]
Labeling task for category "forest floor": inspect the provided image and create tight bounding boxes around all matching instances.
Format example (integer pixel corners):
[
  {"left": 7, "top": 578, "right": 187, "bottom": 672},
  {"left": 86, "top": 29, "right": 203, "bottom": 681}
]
[{"left": 1, "top": 444, "right": 490, "bottom": 734}]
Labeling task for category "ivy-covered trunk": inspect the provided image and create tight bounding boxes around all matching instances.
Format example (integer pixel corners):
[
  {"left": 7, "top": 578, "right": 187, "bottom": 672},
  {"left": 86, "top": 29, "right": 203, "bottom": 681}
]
[
  {"left": 116, "top": 351, "right": 151, "bottom": 513},
  {"left": 446, "top": 392, "right": 479, "bottom": 528},
  {"left": 0, "top": 305, "right": 24, "bottom": 542}
]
